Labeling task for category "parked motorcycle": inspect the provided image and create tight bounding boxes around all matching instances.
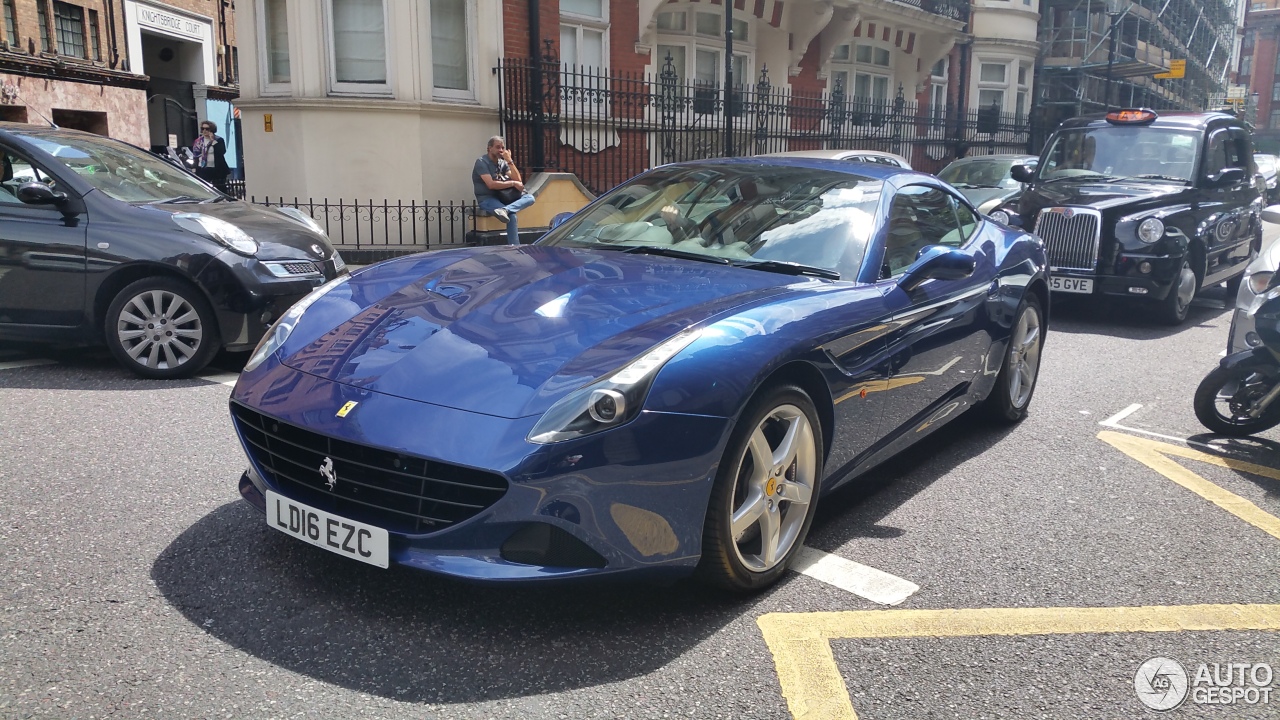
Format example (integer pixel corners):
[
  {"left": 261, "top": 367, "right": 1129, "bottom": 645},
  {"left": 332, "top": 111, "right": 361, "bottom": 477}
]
[{"left": 1195, "top": 208, "right": 1280, "bottom": 436}]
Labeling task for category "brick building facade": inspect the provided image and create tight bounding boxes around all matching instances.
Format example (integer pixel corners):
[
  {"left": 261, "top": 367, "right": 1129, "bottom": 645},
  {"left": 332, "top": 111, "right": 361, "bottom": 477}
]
[
  {"left": 0, "top": 0, "right": 236, "bottom": 155},
  {"left": 1238, "top": 0, "right": 1280, "bottom": 145}
]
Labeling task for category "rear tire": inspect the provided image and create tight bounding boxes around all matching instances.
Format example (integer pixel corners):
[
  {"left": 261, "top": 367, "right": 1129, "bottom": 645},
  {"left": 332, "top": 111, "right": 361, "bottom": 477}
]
[
  {"left": 697, "top": 384, "right": 823, "bottom": 592},
  {"left": 104, "top": 277, "right": 220, "bottom": 379},
  {"left": 982, "top": 293, "right": 1044, "bottom": 424},
  {"left": 1193, "top": 364, "right": 1280, "bottom": 437}
]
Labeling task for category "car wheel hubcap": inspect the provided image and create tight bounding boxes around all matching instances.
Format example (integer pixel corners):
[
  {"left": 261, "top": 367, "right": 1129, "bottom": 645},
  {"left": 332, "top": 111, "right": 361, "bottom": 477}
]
[
  {"left": 1175, "top": 264, "right": 1196, "bottom": 311},
  {"left": 116, "top": 289, "right": 203, "bottom": 370},
  {"left": 1007, "top": 305, "right": 1042, "bottom": 408},
  {"left": 729, "top": 404, "right": 816, "bottom": 573}
]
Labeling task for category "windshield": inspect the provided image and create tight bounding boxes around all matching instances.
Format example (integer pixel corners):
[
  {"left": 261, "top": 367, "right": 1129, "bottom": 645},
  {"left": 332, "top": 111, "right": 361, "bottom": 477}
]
[
  {"left": 539, "top": 164, "right": 882, "bottom": 280},
  {"left": 1038, "top": 127, "right": 1201, "bottom": 182},
  {"left": 16, "top": 132, "right": 221, "bottom": 203},
  {"left": 939, "top": 158, "right": 1027, "bottom": 189}
]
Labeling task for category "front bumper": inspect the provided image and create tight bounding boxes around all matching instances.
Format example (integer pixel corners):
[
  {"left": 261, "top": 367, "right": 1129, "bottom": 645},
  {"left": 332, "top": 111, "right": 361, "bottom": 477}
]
[
  {"left": 199, "top": 250, "right": 346, "bottom": 351},
  {"left": 230, "top": 361, "right": 731, "bottom": 582},
  {"left": 1051, "top": 254, "right": 1184, "bottom": 300}
]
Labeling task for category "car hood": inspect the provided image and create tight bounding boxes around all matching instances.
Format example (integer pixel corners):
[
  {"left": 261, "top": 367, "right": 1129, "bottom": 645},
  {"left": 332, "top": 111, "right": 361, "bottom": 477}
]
[
  {"left": 143, "top": 200, "right": 336, "bottom": 262},
  {"left": 1022, "top": 178, "right": 1185, "bottom": 212},
  {"left": 279, "top": 245, "right": 801, "bottom": 418}
]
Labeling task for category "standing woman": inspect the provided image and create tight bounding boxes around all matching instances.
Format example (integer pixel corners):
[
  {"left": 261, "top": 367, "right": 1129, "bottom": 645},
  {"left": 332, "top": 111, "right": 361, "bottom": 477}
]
[{"left": 192, "top": 120, "right": 230, "bottom": 193}]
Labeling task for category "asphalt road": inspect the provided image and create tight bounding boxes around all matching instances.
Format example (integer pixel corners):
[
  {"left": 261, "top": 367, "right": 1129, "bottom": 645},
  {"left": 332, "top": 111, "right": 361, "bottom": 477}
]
[{"left": 3, "top": 245, "right": 1280, "bottom": 718}]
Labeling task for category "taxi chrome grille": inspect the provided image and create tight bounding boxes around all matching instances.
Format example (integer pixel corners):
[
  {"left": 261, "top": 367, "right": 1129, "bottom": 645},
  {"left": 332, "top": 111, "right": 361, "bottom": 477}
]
[
  {"left": 1033, "top": 207, "right": 1102, "bottom": 273},
  {"left": 231, "top": 403, "right": 508, "bottom": 534}
]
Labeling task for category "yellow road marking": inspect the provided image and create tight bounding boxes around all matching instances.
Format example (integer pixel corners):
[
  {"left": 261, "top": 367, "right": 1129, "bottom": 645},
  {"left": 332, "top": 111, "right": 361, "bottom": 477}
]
[
  {"left": 757, "top": 430, "right": 1280, "bottom": 719},
  {"left": 758, "top": 603, "right": 1280, "bottom": 720},
  {"left": 1098, "top": 430, "right": 1280, "bottom": 541}
]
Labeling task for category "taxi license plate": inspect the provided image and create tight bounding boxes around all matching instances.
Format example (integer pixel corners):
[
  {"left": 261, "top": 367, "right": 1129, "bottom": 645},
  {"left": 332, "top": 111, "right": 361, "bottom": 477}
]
[
  {"left": 1049, "top": 276, "right": 1094, "bottom": 294},
  {"left": 266, "top": 490, "right": 389, "bottom": 568}
]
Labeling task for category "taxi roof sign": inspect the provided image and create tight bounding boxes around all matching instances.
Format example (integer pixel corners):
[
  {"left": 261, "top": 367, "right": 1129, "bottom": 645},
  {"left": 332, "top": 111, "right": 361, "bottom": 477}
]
[{"left": 1105, "top": 108, "right": 1159, "bottom": 125}]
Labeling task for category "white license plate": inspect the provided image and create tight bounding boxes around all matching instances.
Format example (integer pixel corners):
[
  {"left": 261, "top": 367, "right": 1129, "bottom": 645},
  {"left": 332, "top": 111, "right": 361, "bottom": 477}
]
[
  {"left": 1049, "top": 276, "right": 1094, "bottom": 294},
  {"left": 266, "top": 490, "right": 389, "bottom": 568}
]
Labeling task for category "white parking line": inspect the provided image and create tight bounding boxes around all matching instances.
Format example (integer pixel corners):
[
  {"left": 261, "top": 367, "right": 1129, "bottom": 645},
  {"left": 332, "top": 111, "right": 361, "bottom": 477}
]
[
  {"left": 200, "top": 373, "right": 240, "bottom": 387},
  {"left": 790, "top": 547, "right": 920, "bottom": 606},
  {"left": 1099, "top": 403, "right": 1236, "bottom": 454},
  {"left": 0, "top": 359, "right": 55, "bottom": 371}
]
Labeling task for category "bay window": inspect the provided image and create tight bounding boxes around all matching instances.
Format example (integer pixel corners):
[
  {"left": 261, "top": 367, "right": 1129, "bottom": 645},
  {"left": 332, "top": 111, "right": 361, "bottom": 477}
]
[
  {"left": 431, "top": 0, "right": 473, "bottom": 99},
  {"left": 259, "top": 0, "right": 290, "bottom": 91},
  {"left": 326, "top": 0, "right": 389, "bottom": 94}
]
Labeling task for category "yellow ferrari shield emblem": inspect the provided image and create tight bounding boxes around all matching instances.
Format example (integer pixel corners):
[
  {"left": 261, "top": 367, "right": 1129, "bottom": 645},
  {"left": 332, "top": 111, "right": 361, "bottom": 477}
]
[{"left": 336, "top": 401, "right": 359, "bottom": 418}]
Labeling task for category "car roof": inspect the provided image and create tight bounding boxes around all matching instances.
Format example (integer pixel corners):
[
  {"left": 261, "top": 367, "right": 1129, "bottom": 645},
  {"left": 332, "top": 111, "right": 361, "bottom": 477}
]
[
  {"left": 662, "top": 156, "right": 923, "bottom": 182},
  {"left": 0, "top": 121, "right": 99, "bottom": 141},
  {"left": 760, "top": 149, "right": 910, "bottom": 164},
  {"left": 1057, "top": 110, "right": 1238, "bottom": 131}
]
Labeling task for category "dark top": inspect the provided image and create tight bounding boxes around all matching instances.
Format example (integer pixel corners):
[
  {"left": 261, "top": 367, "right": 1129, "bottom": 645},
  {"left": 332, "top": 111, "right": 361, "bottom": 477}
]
[
  {"left": 472, "top": 155, "right": 508, "bottom": 200},
  {"left": 194, "top": 135, "right": 229, "bottom": 181}
]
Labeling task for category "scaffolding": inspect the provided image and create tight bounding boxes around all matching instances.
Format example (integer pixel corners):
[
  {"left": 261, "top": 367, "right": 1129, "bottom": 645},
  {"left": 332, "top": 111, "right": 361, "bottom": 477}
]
[{"left": 1035, "top": 0, "right": 1240, "bottom": 127}]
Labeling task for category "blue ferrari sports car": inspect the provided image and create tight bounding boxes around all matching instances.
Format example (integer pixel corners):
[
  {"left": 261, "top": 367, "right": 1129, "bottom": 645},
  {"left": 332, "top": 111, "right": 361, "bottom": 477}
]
[{"left": 229, "top": 158, "right": 1049, "bottom": 591}]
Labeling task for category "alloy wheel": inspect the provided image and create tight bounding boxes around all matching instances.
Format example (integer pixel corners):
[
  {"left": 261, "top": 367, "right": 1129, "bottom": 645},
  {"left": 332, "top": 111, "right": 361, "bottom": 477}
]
[
  {"left": 1007, "top": 304, "right": 1042, "bottom": 408},
  {"left": 1174, "top": 263, "right": 1197, "bottom": 314},
  {"left": 728, "top": 404, "right": 817, "bottom": 572}
]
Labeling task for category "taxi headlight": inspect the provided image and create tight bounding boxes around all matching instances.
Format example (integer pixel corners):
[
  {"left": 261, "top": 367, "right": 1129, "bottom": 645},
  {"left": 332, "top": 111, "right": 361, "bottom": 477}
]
[
  {"left": 244, "top": 275, "right": 350, "bottom": 372},
  {"left": 1248, "top": 271, "right": 1274, "bottom": 295},
  {"left": 528, "top": 328, "right": 702, "bottom": 444},
  {"left": 1137, "top": 217, "right": 1165, "bottom": 244},
  {"left": 989, "top": 209, "right": 1011, "bottom": 225}
]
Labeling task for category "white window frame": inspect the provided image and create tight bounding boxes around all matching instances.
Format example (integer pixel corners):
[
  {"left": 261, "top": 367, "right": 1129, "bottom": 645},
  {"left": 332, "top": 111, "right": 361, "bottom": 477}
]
[
  {"left": 256, "top": 0, "right": 291, "bottom": 96},
  {"left": 976, "top": 57, "right": 1012, "bottom": 113},
  {"left": 827, "top": 41, "right": 895, "bottom": 125},
  {"left": 654, "top": 6, "right": 755, "bottom": 88},
  {"left": 930, "top": 57, "right": 948, "bottom": 124},
  {"left": 323, "top": 0, "right": 393, "bottom": 97},
  {"left": 431, "top": 0, "right": 477, "bottom": 102}
]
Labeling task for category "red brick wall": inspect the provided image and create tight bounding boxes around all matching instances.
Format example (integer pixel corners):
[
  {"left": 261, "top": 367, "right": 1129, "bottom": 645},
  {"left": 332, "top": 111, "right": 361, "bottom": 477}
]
[
  {"left": 504, "top": 0, "right": 561, "bottom": 60},
  {"left": 1247, "top": 20, "right": 1280, "bottom": 127}
]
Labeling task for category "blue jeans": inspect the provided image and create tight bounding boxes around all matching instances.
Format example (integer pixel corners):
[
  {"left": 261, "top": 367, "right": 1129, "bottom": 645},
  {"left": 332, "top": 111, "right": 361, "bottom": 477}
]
[{"left": 478, "top": 193, "right": 536, "bottom": 245}]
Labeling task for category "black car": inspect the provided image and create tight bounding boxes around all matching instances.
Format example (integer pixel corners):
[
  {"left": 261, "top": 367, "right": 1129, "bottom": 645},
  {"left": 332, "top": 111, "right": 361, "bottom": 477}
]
[
  {"left": 993, "top": 109, "right": 1259, "bottom": 324},
  {"left": 0, "top": 124, "right": 345, "bottom": 378}
]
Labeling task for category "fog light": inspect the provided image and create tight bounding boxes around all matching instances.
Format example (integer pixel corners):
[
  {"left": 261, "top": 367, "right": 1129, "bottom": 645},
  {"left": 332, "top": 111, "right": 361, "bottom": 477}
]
[
  {"left": 1128, "top": 287, "right": 1149, "bottom": 295},
  {"left": 1247, "top": 331, "right": 1262, "bottom": 347},
  {"left": 1138, "top": 261, "right": 1152, "bottom": 274},
  {"left": 260, "top": 310, "right": 274, "bottom": 324},
  {"left": 588, "top": 389, "right": 626, "bottom": 424}
]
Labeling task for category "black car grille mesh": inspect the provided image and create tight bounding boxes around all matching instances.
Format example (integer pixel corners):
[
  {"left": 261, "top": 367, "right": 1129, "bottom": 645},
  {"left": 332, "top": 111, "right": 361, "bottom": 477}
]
[
  {"left": 281, "top": 261, "right": 321, "bottom": 275},
  {"left": 231, "top": 403, "right": 508, "bottom": 534}
]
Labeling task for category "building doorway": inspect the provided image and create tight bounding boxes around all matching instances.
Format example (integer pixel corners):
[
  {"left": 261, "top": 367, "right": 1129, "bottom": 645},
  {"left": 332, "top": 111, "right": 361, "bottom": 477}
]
[{"left": 141, "top": 30, "right": 203, "bottom": 152}]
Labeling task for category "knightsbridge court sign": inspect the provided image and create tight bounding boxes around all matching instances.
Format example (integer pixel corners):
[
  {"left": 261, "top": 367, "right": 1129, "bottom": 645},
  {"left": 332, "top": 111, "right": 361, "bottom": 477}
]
[{"left": 136, "top": 5, "right": 204, "bottom": 40}]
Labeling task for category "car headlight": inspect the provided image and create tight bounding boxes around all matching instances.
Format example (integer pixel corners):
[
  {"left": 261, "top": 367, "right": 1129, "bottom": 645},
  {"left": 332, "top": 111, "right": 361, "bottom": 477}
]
[
  {"left": 1137, "top": 217, "right": 1165, "bottom": 244},
  {"left": 172, "top": 213, "right": 258, "bottom": 256},
  {"left": 244, "top": 275, "right": 350, "bottom": 372},
  {"left": 527, "top": 328, "right": 703, "bottom": 444},
  {"left": 1249, "top": 271, "right": 1274, "bottom": 295},
  {"left": 1248, "top": 284, "right": 1280, "bottom": 317},
  {"left": 276, "top": 205, "right": 328, "bottom": 237},
  {"left": 989, "top": 209, "right": 1011, "bottom": 225}
]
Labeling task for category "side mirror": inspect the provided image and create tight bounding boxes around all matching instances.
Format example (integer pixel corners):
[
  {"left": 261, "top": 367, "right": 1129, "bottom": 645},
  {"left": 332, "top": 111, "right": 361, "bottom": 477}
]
[
  {"left": 1010, "top": 164, "right": 1035, "bottom": 183},
  {"left": 1212, "top": 167, "right": 1247, "bottom": 187},
  {"left": 17, "top": 182, "right": 66, "bottom": 206},
  {"left": 898, "top": 246, "right": 976, "bottom": 292},
  {"left": 550, "top": 211, "right": 574, "bottom": 229},
  {"left": 1261, "top": 205, "right": 1280, "bottom": 225}
]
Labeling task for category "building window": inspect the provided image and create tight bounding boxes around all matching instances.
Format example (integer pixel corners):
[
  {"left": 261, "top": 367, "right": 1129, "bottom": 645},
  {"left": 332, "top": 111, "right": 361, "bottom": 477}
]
[
  {"left": 978, "top": 88, "right": 1005, "bottom": 110},
  {"left": 655, "top": 7, "right": 753, "bottom": 88},
  {"left": 431, "top": 0, "right": 472, "bottom": 98},
  {"left": 2, "top": 0, "right": 15, "bottom": 47},
  {"left": 37, "top": 1, "right": 52, "bottom": 53},
  {"left": 53, "top": 2, "right": 85, "bottom": 59},
  {"left": 1272, "top": 81, "right": 1280, "bottom": 102},
  {"left": 1271, "top": 109, "right": 1280, "bottom": 130},
  {"left": 980, "top": 62, "right": 1006, "bottom": 84},
  {"left": 561, "top": 0, "right": 607, "bottom": 70},
  {"left": 327, "top": 0, "right": 389, "bottom": 93},
  {"left": 829, "top": 42, "right": 894, "bottom": 108},
  {"left": 261, "top": 0, "right": 290, "bottom": 87},
  {"left": 88, "top": 8, "right": 99, "bottom": 60},
  {"left": 1242, "top": 55, "right": 1253, "bottom": 77},
  {"left": 930, "top": 58, "right": 948, "bottom": 124}
]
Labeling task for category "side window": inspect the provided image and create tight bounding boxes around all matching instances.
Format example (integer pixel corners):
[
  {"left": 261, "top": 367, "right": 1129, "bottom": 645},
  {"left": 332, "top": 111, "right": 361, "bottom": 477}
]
[
  {"left": 1228, "top": 129, "right": 1253, "bottom": 173},
  {"left": 951, "top": 197, "right": 978, "bottom": 245},
  {"left": 1203, "top": 130, "right": 1228, "bottom": 178},
  {"left": 882, "top": 185, "right": 962, "bottom": 278},
  {"left": 0, "top": 150, "right": 57, "bottom": 205}
]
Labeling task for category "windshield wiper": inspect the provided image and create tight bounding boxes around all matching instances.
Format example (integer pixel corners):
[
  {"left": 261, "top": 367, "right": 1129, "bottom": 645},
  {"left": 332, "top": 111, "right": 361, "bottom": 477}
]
[
  {"left": 732, "top": 259, "right": 840, "bottom": 280},
  {"left": 201, "top": 194, "right": 232, "bottom": 203},
  {"left": 1039, "top": 173, "right": 1111, "bottom": 184},
  {"left": 619, "top": 245, "right": 731, "bottom": 264},
  {"left": 1117, "top": 174, "right": 1190, "bottom": 184},
  {"left": 150, "top": 195, "right": 205, "bottom": 204}
]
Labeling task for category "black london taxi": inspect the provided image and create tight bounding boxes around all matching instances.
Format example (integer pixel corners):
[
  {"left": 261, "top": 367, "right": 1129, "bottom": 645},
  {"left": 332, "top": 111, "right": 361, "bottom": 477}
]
[
  {"left": 991, "top": 109, "right": 1260, "bottom": 324},
  {"left": 0, "top": 123, "right": 346, "bottom": 378}
]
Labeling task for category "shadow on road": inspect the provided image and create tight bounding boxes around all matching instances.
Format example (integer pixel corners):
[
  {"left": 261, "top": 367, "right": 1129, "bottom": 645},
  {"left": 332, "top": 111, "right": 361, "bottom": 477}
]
[
  {"left": 151, "top": 501, "right": 755, "bottom": 704},
  {"left": 1047, "top": 285, "right": 1232, "bottom": 341}
]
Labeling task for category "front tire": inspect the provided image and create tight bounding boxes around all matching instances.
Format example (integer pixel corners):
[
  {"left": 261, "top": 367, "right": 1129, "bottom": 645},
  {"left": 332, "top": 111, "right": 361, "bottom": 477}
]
[
  {"left": 1193, "top": 364, "right": 1280, "bottom": 437},
  {"left": 104, "top": 277, "right": 220, "bottom": 379},
  {"left": 982, "top": 293, "right": 1044, "bottom": 424},
  {"left": 697, "top": 384, "right": 823, "bottom": 592},
  {"left": 1155, "top": 258, "right": 1197, "bottom": 325}
]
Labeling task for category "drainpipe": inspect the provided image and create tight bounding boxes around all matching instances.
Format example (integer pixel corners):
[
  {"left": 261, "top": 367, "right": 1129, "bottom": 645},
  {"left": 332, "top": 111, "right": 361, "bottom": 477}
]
[
  {"left": 954, "top": 39, "right": 970, "bottom": 159},
  {"left": 104, "top": 0, "right": 119, "bottom": 69},
  {"left": 529, "top": 0, "right": 545, "bottom": 172}
]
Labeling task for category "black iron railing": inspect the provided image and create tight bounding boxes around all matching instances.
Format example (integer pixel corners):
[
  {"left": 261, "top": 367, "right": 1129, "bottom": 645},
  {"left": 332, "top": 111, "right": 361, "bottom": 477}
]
[
  {"left": 246, "top": 196, "right": 481, "bottom": 251},
  {"left": 499, "top": 53, "right": 1047, "bottom": 194}
]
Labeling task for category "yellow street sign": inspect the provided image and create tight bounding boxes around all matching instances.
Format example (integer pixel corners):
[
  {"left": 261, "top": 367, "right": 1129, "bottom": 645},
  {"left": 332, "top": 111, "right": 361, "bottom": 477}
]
[
  {"left": 1155, "top": 59, "right": 1186, "bottom": 79},
  {"left": 264, "top": 113, "right": 274, "bottom": 132}
]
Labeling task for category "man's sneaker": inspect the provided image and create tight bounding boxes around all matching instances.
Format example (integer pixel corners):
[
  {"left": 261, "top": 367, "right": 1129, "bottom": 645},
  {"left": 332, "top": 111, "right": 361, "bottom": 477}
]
[{"left": 492, "top": 208, "right": 510, "bottom": 223}]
